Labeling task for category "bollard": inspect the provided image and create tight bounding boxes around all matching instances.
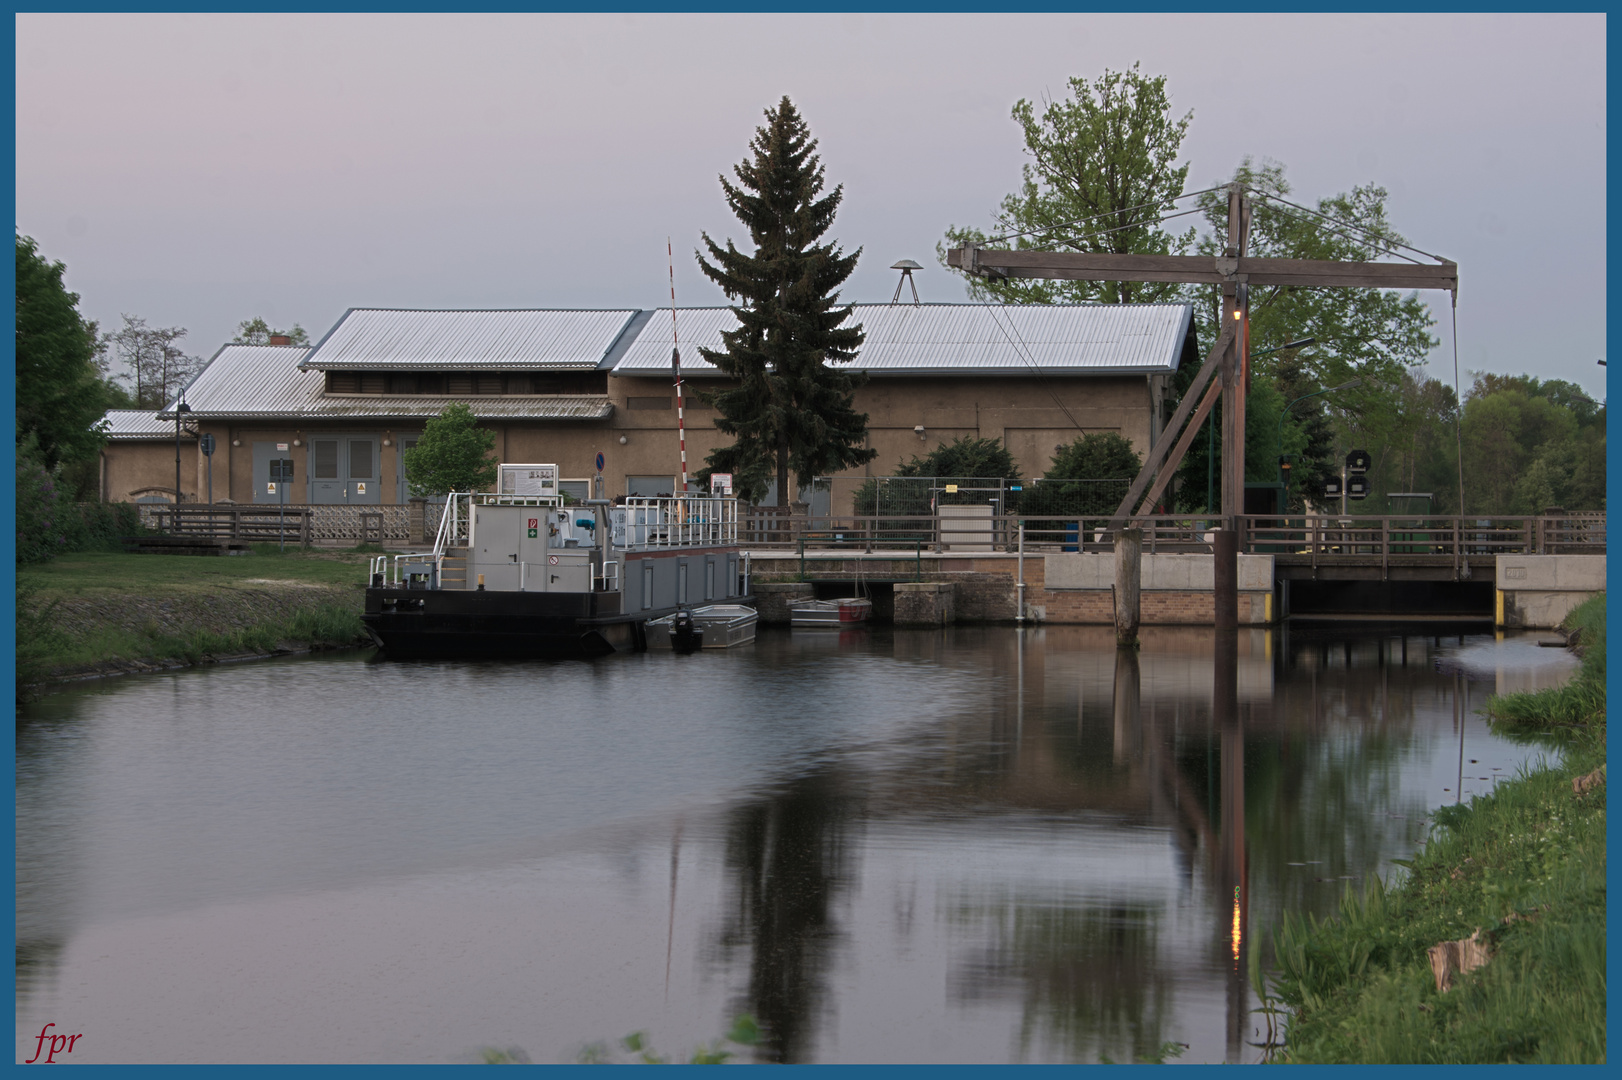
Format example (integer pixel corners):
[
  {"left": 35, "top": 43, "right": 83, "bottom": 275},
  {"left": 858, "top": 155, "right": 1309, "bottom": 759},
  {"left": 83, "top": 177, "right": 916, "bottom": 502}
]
[{"left": 1113, "top": 527, "right": 1142, "bottom": 648}]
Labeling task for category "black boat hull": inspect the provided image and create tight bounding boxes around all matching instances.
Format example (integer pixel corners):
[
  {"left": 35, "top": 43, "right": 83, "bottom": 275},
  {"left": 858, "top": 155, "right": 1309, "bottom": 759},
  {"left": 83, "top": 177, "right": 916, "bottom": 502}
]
[{"left": 363, "top": 587, "right": 650, "bottom": 660}]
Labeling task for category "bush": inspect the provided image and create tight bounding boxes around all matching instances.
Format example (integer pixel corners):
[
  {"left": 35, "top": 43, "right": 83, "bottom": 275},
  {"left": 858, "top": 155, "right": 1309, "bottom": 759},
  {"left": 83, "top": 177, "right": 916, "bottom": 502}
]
[
  {"left": 16, "top": 437, "right": 66, "bottom": 564},
  {"left": 59, "top": 501, "right": 146, "bottom": 554},
  {"left": 1019, "top": 432, "right": 1141, "bottom": 517}
]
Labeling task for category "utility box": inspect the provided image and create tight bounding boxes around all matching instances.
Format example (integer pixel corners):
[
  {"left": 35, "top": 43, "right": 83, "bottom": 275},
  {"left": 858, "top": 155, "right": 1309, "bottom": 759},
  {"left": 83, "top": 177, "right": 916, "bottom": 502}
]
[{"left": 940, "top": 504, "right": 994, "bottom": 551}]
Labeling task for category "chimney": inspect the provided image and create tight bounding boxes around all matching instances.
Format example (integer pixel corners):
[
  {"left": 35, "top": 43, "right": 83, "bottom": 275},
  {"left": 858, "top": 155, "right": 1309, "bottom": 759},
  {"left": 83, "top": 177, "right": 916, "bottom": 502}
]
[{"left": 269, "top": 334, "right": 292, "bottom": 346}]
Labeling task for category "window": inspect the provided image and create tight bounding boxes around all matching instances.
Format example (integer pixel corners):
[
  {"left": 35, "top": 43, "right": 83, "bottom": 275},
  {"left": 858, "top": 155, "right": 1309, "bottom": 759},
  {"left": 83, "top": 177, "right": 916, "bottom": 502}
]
[
  {"left": 628, "top": 397, "right": 671, "bottom": 410},
  {"left": 323, "top": 370, "right": 610, "bottom": 396},
  {"left": 349, "top": 440, "right": 373, "bottom": 479},
  {"left": 313, "top": 440, "right": 339, "bottom": 480}
]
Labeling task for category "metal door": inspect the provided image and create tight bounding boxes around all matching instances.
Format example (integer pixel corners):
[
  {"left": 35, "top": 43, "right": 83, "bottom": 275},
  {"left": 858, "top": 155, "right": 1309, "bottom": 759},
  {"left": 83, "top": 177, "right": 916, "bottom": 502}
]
[
  {"left": 310, "top": 439, "right": 345, "bottom": 503},
  {"left": 346, "top": 438, "right": 380, "bottom": 503},
  {"left": 253, "top": 441, "right": 299, "bottom": 504}
]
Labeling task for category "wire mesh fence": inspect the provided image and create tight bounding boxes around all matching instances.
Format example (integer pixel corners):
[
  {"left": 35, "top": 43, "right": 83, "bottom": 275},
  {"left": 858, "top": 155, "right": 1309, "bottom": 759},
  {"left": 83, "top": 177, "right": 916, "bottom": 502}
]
[{"left": 818, "top": 475, "right": 1132, "bottom": 522}]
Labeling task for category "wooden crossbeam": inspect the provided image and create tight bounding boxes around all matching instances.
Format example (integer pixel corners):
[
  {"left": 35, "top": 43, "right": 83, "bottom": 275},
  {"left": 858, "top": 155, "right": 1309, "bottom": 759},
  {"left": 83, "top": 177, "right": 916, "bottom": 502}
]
[
  {"left": 1108, "top": 323, "right": 1233, "bottom": 524},
  {"left": 948, "top": 248, "right": 1458, "bottom": 295},
  {"left": 1132, "top": 376, "right": 1221, "bottom": 523}
]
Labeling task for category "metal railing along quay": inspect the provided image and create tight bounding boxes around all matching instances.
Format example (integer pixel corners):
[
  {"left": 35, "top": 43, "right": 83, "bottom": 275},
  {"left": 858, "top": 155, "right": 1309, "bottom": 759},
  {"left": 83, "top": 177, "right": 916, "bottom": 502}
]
[{"left": 735, "top": 510, "right": 1605, "bottom": 558}]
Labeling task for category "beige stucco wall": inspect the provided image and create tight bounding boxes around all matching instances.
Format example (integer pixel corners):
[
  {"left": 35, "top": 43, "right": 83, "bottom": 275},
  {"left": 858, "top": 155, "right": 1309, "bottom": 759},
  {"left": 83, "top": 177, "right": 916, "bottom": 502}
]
[
  {"left": 102, "top": 440, "right": 198, "bottom": 503},
  {"left": 105, "top": 370, "right": 1161, "bottom": 506}
]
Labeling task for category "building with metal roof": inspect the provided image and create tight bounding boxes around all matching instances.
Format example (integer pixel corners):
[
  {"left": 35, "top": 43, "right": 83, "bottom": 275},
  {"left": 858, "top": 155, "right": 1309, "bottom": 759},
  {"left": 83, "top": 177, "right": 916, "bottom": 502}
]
[
  {"left": 102, "top": 302, "right": 1195, "bottom": 511},
  {"left": 612, "top": 303, "right": 1194, "bottom": 377}
]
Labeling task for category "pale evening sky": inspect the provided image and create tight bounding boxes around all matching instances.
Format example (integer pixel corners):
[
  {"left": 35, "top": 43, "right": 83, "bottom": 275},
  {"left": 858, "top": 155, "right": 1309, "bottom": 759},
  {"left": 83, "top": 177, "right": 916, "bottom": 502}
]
[{"left": 15, "top": 12, "right": 1607, "bottom": 400}]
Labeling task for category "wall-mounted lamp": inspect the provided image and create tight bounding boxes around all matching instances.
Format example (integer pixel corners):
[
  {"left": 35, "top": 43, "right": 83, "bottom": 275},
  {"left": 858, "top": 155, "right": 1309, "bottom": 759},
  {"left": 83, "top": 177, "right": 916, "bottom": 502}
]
[
  {"left": 292, "top": 431, "right": 303, "bottom": 447},
  {"left": 619, "top": 435, "right": 629, "bottom": 445},
  {"left": 382, "top": 430, "right": 393, "bottom": 447},
  {"left": 231, "top": 439, "right": 241, "bottom": 447},
  {"left": 914, "top": 424, "right": 926, "bottom": 440}
]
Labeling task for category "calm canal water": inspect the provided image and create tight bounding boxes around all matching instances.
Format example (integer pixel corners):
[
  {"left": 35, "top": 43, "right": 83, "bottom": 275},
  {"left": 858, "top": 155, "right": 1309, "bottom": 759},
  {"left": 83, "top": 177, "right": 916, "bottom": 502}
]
[{"left": 16, "top": 623, "right": 1575, "bottom": 1064}]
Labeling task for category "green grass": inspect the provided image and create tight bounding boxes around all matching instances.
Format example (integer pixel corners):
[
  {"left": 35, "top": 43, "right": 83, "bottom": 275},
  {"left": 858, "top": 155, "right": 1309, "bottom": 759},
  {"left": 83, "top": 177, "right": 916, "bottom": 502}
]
[
  {"left": 1489, "top": 594, "right": 1606, "bottom": 729},
  {"left": 1269, "top": 595, "right": 1606, "bottom": 1064},
  {"left": 16, "top": 548, "right": 374, "bottom": 698},
  {"left": 18, "top": 547, "right": 371, "bottom": 597},
  {"left": 31, "top": 602, "right": 367, "bottom": 673}
]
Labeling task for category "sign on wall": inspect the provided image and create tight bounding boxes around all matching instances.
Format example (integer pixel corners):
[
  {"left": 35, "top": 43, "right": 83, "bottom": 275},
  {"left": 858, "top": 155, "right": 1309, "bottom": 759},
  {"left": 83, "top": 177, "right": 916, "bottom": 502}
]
[{"left": 499, "top": 463, "right": 559, "bottom": 497}]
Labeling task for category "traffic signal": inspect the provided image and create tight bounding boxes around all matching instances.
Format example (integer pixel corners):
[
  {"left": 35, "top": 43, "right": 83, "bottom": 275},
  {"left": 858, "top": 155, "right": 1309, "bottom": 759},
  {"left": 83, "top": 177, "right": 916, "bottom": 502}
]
[
  {"left": 1347, "top": 475, "right": 1370, "bottom": 500},
  {"left": 1345, "top": 449, "right": 1371, "bottom": 473},
  {"left": 1323, "top": 476, "right": 1343, "bottom": 498}
]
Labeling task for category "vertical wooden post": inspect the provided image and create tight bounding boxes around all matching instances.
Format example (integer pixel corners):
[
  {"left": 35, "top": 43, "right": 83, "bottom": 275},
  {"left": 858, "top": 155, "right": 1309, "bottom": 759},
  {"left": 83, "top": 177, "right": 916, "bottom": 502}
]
[
  {"left": 1114, "top": 527, "right": 1142, "bottom": 647},
  {"left": 1224, "top": 185, "right": 1249, "bottom": 526},
  {"left": 1213, "top": 525, "right": 1238, "bottom": 629},
  {"left": 1111, "top": 645, "right": 1141, "bottom": 765}
]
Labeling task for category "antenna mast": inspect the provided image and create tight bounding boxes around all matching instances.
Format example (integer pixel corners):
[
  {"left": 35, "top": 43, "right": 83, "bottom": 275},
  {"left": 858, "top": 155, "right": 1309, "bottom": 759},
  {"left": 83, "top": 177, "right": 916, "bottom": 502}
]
[{"left": 668, "top": 238, "right": 688, "bottom": 492}]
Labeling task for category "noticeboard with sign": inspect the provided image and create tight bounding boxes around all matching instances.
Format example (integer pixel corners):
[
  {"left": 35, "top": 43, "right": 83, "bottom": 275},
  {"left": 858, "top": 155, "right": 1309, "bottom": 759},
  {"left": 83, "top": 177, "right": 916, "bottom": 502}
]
[{"left": 499, "top": 463, "right": 559, "bottom": 497}]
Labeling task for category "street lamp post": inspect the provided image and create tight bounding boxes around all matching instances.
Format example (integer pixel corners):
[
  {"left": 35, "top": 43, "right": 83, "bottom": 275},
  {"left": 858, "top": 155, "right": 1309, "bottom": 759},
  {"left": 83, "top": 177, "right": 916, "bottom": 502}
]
[{"left": 174, "top": 399, "right": 192, "bottom": 510}]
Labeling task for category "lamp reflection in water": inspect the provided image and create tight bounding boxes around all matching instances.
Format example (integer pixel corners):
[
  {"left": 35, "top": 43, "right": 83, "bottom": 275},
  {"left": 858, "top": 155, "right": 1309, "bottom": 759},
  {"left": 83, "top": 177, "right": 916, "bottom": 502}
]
[{"left": 1214, "top": 628, "right": 1248, "bottom": 1063}]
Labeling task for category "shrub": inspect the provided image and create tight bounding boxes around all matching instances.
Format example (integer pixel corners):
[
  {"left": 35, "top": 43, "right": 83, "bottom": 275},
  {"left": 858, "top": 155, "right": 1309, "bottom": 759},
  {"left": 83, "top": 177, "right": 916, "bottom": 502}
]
[{"left": 16, "top": 436, "right": 66, "bottom": 564}]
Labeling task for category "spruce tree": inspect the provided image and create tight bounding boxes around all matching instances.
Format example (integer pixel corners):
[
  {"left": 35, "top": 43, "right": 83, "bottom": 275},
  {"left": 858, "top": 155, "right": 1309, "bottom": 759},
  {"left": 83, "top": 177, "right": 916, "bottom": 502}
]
[{"left": 696, "top": 96, "right": 877, "bottom": 506}]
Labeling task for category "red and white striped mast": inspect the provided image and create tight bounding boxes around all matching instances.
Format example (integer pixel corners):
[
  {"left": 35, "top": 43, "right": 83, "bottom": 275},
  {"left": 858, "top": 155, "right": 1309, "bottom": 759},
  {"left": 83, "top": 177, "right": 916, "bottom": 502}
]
[{"left": 667, "top": 238, "right": 688, "bottom": 492}]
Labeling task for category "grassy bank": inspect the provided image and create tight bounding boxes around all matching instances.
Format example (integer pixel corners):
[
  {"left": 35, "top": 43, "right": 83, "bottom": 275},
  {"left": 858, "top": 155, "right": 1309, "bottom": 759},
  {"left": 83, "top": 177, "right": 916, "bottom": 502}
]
[
  {"left": 17, "top": 545, "right": 375, "bottom": 693},
  {"left": 1268, "top": 595, "right": 1606, "bottom": 1064}
]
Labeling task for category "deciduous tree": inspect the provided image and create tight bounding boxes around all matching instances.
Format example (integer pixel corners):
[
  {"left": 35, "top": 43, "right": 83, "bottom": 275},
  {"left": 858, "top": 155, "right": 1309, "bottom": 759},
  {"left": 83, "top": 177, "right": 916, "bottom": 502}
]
[
  {"left": 696, "top": 96, "right": 876, "bottom": 505},
  {"left": 107, "top": 314, "right": 204, "bottom": 409},
  {"left": 233, "top": 317, "right": 310, "bottom": 346},
  {"left": 403, "top": 402, "right": 497, "bottom": 496},
  {"left": 940, "top": 64, "right": 1195, "bottom": 305},
  {"left": 15, "top": 234, "right": 115, "bottom": 468}
]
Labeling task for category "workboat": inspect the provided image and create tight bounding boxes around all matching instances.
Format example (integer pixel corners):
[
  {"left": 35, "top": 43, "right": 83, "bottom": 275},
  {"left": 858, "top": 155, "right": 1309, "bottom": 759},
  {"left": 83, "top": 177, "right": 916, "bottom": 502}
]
[
  {"left": 644, "top": 603, "right": 759, "bottom": 650},
  {"left": 789, "top": 596, "right": 873, "bottom": 628},
  {"left": 362, "top": 468, "right": 751, "bottom": 660}
]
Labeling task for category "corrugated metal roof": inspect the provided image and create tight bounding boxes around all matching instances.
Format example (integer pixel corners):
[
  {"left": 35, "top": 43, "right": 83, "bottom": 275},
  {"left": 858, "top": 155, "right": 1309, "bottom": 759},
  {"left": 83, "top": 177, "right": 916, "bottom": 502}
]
[
  {"left": 161, "top": 344, "right": 613, "bottom": 421},
  {"left": 101, "top": 409, "right": 195, "bottom": 441},
  {"left": 611, "top": 302, "right": 1193, "bottom": 376},
  {"left": 299, "top": 308, "right": 640, "bottom": 371}
]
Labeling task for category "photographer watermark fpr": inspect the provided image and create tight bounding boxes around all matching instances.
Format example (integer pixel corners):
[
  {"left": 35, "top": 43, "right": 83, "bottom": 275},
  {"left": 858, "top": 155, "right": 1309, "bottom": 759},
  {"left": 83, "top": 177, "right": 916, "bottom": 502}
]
[{"left": 25, "top": 1025, "right": 82, "bottom": 1064}]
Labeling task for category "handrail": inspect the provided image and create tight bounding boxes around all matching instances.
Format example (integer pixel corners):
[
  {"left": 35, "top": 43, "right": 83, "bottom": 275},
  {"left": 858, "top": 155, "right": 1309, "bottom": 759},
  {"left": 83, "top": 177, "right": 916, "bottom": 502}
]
[{"left": 724, "top": 511, "right": 1604, "bottom": 558}]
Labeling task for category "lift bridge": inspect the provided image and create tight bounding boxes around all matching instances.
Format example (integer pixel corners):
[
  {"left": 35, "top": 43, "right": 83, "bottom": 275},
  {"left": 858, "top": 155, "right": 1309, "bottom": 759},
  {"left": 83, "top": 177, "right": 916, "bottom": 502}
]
[{"left": 735, "top": 509, "right": 1605, "bottom": 624}]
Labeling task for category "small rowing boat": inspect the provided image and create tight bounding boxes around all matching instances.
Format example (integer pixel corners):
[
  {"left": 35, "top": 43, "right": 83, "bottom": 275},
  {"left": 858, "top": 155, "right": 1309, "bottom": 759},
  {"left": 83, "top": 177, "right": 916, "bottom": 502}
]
[{"left": 789, "top": 596, "right": 873, "bottom": 628}]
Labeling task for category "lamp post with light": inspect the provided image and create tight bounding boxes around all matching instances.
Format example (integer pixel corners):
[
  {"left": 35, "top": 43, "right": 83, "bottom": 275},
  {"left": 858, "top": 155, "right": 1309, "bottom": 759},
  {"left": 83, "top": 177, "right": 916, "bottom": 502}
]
[{"left": 174, "top": 398, "right": 191, "bottom": 509}]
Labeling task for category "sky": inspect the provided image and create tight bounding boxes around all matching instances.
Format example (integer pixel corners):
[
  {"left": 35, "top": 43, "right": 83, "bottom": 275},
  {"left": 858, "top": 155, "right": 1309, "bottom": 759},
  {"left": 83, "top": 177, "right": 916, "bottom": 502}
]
[{"left": 15, "top": 12, "right": 1608, "bottom": 400}]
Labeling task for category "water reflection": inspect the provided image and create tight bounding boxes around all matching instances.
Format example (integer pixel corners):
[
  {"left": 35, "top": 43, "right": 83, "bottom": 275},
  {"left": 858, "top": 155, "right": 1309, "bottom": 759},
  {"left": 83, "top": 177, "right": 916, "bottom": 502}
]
[
  {"left": 709, "top": 770, "right": 856, "bottom": 1063},
  {"left": 15, "top": 626, "right": 1572, "bottom": 1064}
]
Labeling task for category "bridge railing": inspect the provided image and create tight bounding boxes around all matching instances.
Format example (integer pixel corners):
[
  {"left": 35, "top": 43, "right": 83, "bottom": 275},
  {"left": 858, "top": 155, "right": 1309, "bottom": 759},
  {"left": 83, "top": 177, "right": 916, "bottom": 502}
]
[
  {"left": 735, "top": 510, "right": 1605, "bottom": 558},
  {"left": 1240, "top": 514, "right": 1606, "bottom": 560}
]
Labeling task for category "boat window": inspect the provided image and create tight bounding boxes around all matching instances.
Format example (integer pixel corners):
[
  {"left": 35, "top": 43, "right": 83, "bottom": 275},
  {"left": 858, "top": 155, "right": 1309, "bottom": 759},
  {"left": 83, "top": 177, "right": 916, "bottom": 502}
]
[
  {"left": 678, "top": 561, "right": 688, "bottom": 604},
  {"left": 642, "top": 561, "right": 653, "bottom": 610}
]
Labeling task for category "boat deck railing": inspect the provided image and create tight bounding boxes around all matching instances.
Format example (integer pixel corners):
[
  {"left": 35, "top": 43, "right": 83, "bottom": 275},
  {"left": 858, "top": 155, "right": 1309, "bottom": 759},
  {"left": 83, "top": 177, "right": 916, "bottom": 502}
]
[{"left": 619, "top": 496, "right": 740, "bottom": 550}]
